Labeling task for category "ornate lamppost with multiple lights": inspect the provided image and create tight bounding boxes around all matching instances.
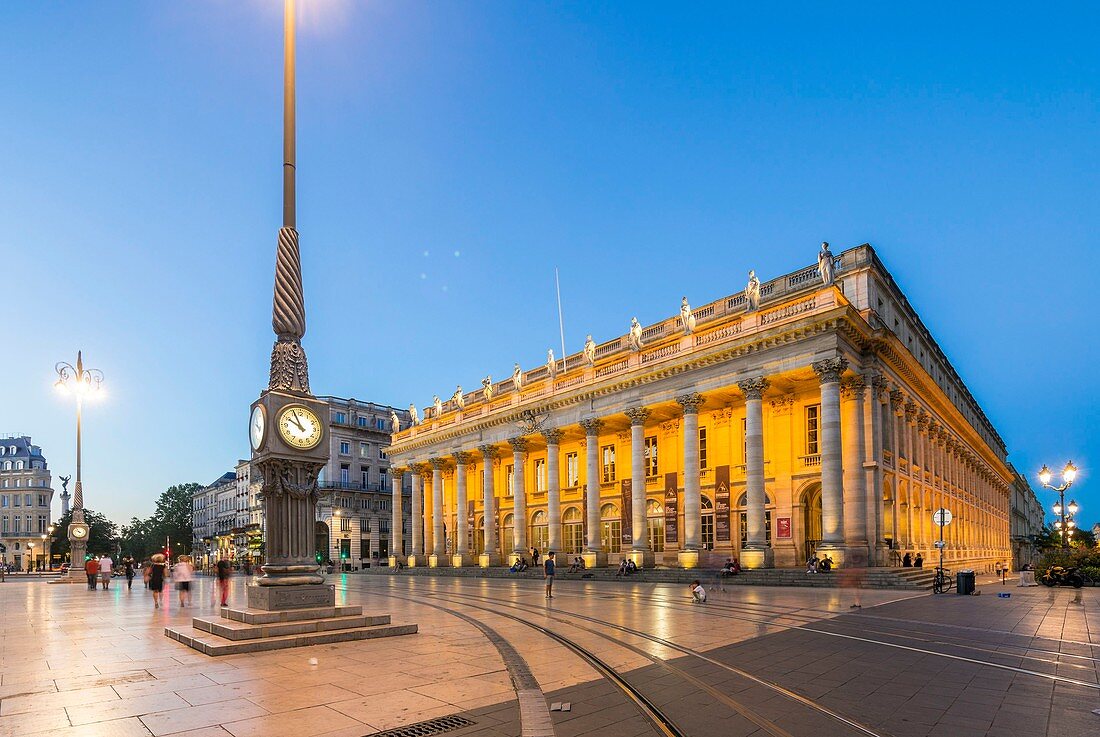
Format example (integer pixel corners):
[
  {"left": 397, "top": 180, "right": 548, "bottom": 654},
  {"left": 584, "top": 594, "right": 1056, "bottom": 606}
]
[
  {"left": 54, "top": 351, "right": 104, "bottom": 577},
  {"left": 1038, "top": 461, "right": 1078, "bottom": 550}
]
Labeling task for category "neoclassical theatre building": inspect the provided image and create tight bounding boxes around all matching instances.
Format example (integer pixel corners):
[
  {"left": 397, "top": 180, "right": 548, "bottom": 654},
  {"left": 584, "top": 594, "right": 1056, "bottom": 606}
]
[{"left": 386, "top": 244, "right": 1014, "bottom": 570}]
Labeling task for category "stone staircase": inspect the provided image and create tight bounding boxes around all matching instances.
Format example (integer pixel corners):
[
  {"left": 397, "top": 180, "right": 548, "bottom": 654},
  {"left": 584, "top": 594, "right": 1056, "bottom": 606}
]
[
  {"left": 165, "top": 603, "right": 417, "bottom": 656},
  {"left": 360, "top": 565, "right": 936, "bottom": 590}
]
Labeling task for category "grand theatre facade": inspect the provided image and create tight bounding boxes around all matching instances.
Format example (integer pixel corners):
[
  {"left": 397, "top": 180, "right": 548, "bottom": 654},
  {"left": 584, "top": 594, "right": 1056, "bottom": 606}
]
[{"left": 386, "top": 244, "right": 1013, "bottom": 571}]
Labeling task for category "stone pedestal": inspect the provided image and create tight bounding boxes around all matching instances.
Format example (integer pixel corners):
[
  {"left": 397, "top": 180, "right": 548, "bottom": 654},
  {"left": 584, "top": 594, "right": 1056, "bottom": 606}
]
[
  {"left": 479, "top": 553, "right": 501, "bottom": 568},
  {"left": 406, "top": 554, "right": 425, "bottom": 567},
  {"left": 428, "top": 554, "right": 450, "bottom": 568},
  {"left": 451, "top": 553, "right": 474, "bottom": 567},
  {"left": 677, "top": 550, "right": 701, "bottom": 569},
  {"left": 741, "top": 548, "right": 774, "bottom": 569},
  {"left": 627, "top": 550, "right": 655, "bottom": 569},
  {"left": 388, "top": 555, "right": 401, "bottom": 569},
  {"left": 246, "top": 583, "right": 333, "bottom": 611},
  {"left": 581, "top": 551, "right": 607, "bottom": 569}
]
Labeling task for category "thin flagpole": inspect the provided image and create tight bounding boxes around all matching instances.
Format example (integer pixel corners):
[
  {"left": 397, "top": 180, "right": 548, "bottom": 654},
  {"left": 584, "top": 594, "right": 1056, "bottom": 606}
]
[{"left": 555, "top": 268, "right": 567, "bottom": 372}]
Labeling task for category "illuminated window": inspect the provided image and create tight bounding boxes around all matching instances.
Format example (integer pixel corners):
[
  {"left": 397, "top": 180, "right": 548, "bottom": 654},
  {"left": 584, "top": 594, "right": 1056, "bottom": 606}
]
[
  {"left": 601, "top": 445, "right": 616, "bottom": 483},
  {"left": 535, "top": 458, "right": 547, "bottom": 492},
  {"left": 566, "top": 452, "right": 579, "bottom": 487},
  {"left": 806, "top": 405, "right": 820, "bottom": 455},
  {"left": 699, "top": 428, "right": 708, "bottom": 468},
  {"left": 644, "top": 437, "right": 658, "bottom": 478}
]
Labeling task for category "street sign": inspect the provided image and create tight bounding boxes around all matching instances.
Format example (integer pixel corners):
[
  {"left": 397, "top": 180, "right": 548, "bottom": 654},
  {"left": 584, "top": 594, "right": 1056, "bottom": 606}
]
[
  {"left": 933, "top": 508, "right": 953, "bottom": 526},
  {"left": 934, "top": 540, "right": 947, "bottom": 549}
]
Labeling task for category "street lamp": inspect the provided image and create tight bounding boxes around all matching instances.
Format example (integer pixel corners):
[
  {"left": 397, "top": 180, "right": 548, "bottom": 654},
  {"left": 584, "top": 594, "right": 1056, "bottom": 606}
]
[
  {"left": 27, "top": 542, "right": 35, "bottom": 574},
  {"left": 1038, "top": 461, "right": 1079, "bottom": 551},
  {"left": 55, "top": 351, "right": 105, "bottom": 577}
]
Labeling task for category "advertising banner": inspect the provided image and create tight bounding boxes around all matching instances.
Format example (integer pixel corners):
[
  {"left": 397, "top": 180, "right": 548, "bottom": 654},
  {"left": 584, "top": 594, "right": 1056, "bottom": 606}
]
[
  {"left": 620, "top": 480, "right": 633, "bottom": 547},
  {"left": 664, "top": 473, "right": 679, "bottom": 545},
  {"left": 776, "top": 516, "right": 792, "bottom": 539},
  {"left": 715, "top": 465, "right": 731, "bottom": 543}
]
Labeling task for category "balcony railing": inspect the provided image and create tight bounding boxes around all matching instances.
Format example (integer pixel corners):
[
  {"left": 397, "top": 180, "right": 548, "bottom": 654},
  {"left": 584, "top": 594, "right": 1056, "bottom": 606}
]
[{"left": 319, "top": 481, "right": 398, "bottom": 494}]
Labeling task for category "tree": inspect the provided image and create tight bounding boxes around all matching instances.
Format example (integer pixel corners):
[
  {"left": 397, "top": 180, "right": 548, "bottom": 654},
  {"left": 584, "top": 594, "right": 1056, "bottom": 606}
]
[
  {"left": 49, "top": 509, "right": 118, "bottom": 560},
  {"left": 151, "top": 483, "right": 200, "bottom": 555},
  {"left": 119, "top": 516, "right": 158, "bottom": 562}
]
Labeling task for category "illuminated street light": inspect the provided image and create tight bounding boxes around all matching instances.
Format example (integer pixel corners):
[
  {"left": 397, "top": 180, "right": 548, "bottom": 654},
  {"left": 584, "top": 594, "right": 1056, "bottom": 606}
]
[{"left": 1038, "top": 461, "right": 1079, "bottom": 551}]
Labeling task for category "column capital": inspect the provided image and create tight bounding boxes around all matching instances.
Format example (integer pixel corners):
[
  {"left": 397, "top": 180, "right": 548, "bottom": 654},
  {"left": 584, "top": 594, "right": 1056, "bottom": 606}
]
[
  {"left": 579, "top": 418, "right": 603, "bottom": 435},
  {"left": 869, "top": 372, "right": 889, "bottom": 399},
  {"left": 428, "top": 457, "right": 446, "bottom": 470},
  {"left": 889, "top": 388, "right": 904, "bottom": 412},
  {"left": 840, "top": 375, "right": 866, "bottom": 400},
  {"left": 676, "top": 392, "right": 704, "bottom": 414},
  {"left": 408, "top": 462, "right": 428, "bottom": 475},
  {"left": 811, "top": 358, "right": 848, "bottom": 384},
  {"left": 509, "top": 437, "right": 528, "bottom": 454},
  {"left": 916, "top": 412, "right": 931, "bottom": 431},
  {"left": 542, "top": 428, "right": 563, "bottom": 445},
  {"left": 625, "top": 407, "right": 650, "bottom": 426},
  {"left": 452, "top": 451, "right": 472, "bottom": 466},
  {"left": 737, "top": 377, "right": 770, "bottom": 400},
  {"left": 478, "top": 444, "right": 499, "bottom": 460},
  {"left": 391, "top": 467, "right": 406, "bottom": 479},
  {"left": 904, "top": 401, "right": 919, "bottom": 423}
]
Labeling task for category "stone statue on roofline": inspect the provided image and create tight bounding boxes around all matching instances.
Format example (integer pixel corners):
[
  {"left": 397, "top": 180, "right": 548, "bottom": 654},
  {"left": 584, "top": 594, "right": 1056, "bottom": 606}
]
[
  {"left": 482, "top": 375, "right": 494, "bottom": 402},
  {"left": 433, "top": 395, "right": 443, "bottom": 418},
  {"left": 628, "top": 317, "right": 644, "bottom": 351},
  {"left": 452, "top": 385, "right": 465, "bottom": 409},
  {"left": 408, "top": 404, "right": 421, "bottom": 426},
  {"left": 390, "top": 409, "right": 400, "bottom": 433},
  {"left": 818, "top": 241, "right": 835, "bottom": 286},
  {"left": 583, "top": 335, "right": 596, "bottom": 366},
  {"left": 745, "top": 270, "right": 761, "bottom": 312},
  {"left": 547, "top": 348, "right": 557, "bottom": 378},
  {"left": 512, "top": 363, "right": 524, "bottom": 391},
  {"left": 679, "top": 297, "right": 696, "bottom": 335}
]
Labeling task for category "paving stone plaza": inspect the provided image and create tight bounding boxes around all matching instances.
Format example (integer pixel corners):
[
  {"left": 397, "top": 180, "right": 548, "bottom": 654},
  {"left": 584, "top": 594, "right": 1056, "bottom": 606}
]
[{"left": 1, "top": 573, "right": 1098, "bottom": 737}]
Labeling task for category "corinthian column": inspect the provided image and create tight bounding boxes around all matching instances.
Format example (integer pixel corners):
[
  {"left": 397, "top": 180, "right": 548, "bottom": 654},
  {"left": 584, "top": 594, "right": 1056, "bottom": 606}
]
[
  {"left": 428, "top": 458, "right": 448, "bottom": 566},
  {"left": 626, "top": 407, "right": 653, "bottom": 568},
  {"left": 509, "top": 438, "right": 528, "bottom": 562},
  {"left": 543, "top": 429, "right": 563, "bottom": 553},
  {"left": 738, "top": 378, "right": 772, "bottom": 569},
  {"left": 389, "top": 468, "right": 404, "bottom": 565},
  {"left": 677, "top": 392, "right": 703, "bottom": 569},
  {"left": 814, "top": 357, "right": 848, "bottom": 564},
  {"left": 479, "top": 445, "right": 500, "bottom": 566},
  {"left": 581, "top": 418, "right": 605, "bottom": 568},
  {"left": 841, "top": 376, "right": 869, "bottom": 562},
  {"left": 452, "top": 452, "right": 472, "bottom": 566},
  {"left": 409, "top": 464, "right": 424, "bottom": 566}
]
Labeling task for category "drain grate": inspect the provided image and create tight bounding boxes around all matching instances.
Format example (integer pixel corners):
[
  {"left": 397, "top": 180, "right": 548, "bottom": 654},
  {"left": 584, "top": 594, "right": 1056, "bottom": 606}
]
[{"left": 366, "top": 715, "right": 476, "bottom": 737}]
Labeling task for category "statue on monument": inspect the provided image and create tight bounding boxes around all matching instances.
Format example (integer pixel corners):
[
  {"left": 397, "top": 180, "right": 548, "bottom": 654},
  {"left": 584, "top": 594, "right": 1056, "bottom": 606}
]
[
  {"left": 389, "top": 409, "right": 400, "bottom": 433},
  {"left": 512, "top": 362, "right": 524, "bottom": 391},
  {"left": 408, "top": 403, "right": 420, "bottom": 426},
  {"left": 679, "top": 297, "right": 696, "bottom": 335},
  {"left": 482, "top": 375, "right": 494, "bottom": 402},
  {"left": 583, "top": 335, "right": 596, "bottom": 366},
  {"left": 818, "top": 241, "right": 835, "bottom": 286},
  {"left": 59, "top": 475, "right": 71, "bottom": 494},
  {"left": 628, "top": 317, "right": 644, "bottom": 351},
  {"left": 433, "top": 395, "right": 443, "bottom": 418},
  {"left": 745, "top": 270, "right": 761, "bottom": 312},
  {"left": 451, "top": 386, "right": 465, "bottom": 409},
  {"left": 546, "top": 348, "right": 557, "bottom": 378}
]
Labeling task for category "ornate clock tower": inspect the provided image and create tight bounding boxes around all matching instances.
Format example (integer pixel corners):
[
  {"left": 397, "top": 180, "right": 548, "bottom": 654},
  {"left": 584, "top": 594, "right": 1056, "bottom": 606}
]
[{"left": 246, "top": 0, "right": 331, "bottom": 610}]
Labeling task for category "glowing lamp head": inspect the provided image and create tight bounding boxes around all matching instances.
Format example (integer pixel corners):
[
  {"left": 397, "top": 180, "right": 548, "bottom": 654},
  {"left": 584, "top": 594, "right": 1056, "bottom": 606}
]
[
  {"left": 1063, "top": 461, "right": 1078, "bottom": 484},
  {"left": 1038, "top": 465, "right": 1053, "bottom": 486},
  {"left": 1054, "top": 520, "right": 1062, "bottom": 529},
  {"left": 1067, "top": 519, "right": 1077, "bottom": 529},
  {"left": 1053, "top": 503, "right": 1063, "bottom": 516},
  {"left": 1068, "top": 499, "right": 1079, "bottom": 516}
]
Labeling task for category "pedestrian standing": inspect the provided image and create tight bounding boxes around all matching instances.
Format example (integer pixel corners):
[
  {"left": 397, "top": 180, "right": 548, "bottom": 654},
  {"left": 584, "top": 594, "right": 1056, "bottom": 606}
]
[
  {"left": 175, "top": 555, "right": 194, "bottom": 607},
  {"left": 84, "top": 556, "right": 99, "bottom": 590},
  {"left": 123, "top": 556, "right": 135, "bottom": 590},
  {"left": 215, "top": 559, "right": 231, "bottom": 607},
  {"left": 543, "top": 551, "right": 555, "bottom": 599},
  {"left": 148, "top": 553, "right": 167, "bottom": 610},
  {"left": 99, "top": 554, "right": 113, "bottom": 590}
]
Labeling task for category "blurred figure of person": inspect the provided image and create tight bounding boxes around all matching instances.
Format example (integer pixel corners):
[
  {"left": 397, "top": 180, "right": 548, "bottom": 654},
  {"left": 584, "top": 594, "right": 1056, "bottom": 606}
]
[
  {"left": 531, "top": 548, "right": 540, "bottom": 567},
  {"left": 142, "top": 560, "right": 152, "bottom": 588},
  {"left": 902, "top": 552, "right": 912, "bottom": 567},
  {"left": 544, "top": 551, "right": 556, "bottom": 598},
  {"left": 99, "top": 554, "right": 113, "bottom": 590},
  {"left": 175, "top": 555, "right": 195, "bottom": 607},
  {"left": 690, "top": 580, "right": 707, "bottom": 603},
  {"left": 806, "top": 554, "right": 819, "bottom": 574},
  {"left": 616, "top": 559, "right": 629, "bottom": 577},
  {"left": 914, "top": 552, "right": 924, "bottom": 568},
  {"left": 84, "top": 556, "right": 99, "bottom": 590},
  {"left": 123, "top": 555, "right": 136, "bottom": 590},
  {"left": 215, "top": 558, "right": 231, "bottom": 607},
  {"left": 147, "top": 553, "right": 168, "bottom": 610},
  {"left": 838, "top": 548, "right": 868, "bottom": 608},
  {"left": 818, "top": 554, "right": 834, "bottom": 572}
]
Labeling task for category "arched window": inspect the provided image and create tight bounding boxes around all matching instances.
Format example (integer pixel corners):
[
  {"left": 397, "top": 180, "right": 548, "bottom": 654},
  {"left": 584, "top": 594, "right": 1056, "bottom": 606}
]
[
  {"left": 646, "top": 499, "right": 665, "bottom": 552},
  {"left": 600, "top": 503, "right": 621, "bottom": 554},
  {"left": 502, "top": 513, "right": 514, "bottom": 553},
  {"left": 3, "top": 462, "right": 10, "bottom": 471},
  {"left": 15, "top": 461, "right": 23, "bottom": 470},
  {"left": 735, "top": 491, "right": 773, "bottom": 545},
  {"left": 562, "top": 507, "right": 583, "bottom": 554},
  {"left": 531, "top": 510, "right": 548, "bottom": 554}
]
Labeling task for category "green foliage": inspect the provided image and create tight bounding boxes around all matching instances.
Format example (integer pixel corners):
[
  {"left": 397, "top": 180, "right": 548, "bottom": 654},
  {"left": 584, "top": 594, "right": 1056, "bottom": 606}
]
[
  {"left": 49, "top": 509, "right": 118, "bottom": 559},
  {"left": 117, "top": 482, "right": 201, "bottom": 561}
]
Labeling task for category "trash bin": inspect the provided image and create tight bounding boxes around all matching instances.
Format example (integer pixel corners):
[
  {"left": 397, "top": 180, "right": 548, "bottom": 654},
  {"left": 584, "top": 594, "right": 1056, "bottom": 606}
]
[{"left": 957, "top": 570, "right": 975, "bottom": 595}]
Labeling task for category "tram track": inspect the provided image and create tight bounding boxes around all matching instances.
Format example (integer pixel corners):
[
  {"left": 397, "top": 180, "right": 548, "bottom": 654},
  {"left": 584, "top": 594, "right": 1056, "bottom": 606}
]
[{"left": 339, "top": 578, "right": 889, "bottom": 737}]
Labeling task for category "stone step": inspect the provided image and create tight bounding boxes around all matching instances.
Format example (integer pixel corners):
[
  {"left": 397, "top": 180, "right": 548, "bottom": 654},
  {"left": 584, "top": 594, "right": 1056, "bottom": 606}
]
[
  {"left": 192, "top": 613, "right": 391, "bottom": 641},
  {"left": 165, "top": 621, "right": 417, "bottom": 656},
  {"left": 220, "top": 604, "right": 364, "bottom": 625}
]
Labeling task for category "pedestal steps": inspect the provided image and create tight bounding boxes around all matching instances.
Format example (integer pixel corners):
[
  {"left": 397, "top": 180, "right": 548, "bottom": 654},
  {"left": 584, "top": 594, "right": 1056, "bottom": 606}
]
[{"left": 165, "top": 602, "right": 417, "bottom": 656}]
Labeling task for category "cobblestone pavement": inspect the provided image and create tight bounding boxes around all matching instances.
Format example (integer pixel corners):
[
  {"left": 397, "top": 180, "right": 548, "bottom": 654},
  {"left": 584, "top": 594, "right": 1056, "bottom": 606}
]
[{"left": 1, "top": 573, "right": 1097, "bottom": 737}]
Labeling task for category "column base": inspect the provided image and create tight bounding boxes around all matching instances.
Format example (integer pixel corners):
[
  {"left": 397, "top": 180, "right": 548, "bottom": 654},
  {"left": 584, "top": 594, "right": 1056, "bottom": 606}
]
[
  {"left": 815, "top": 543, "right": 846, "bottom": 567},
  {"left": 428, "top": 554, "right": 450, "bottom": 568},
  {"left": 479, "top": 553, "right": 501, "bottom": 568},
  {"left": 627, "top": 550, "right": 655, "bottom": 569},
  {"left": 582, "top": 551, "right": 607, "bottom": 569},
  {"left": 451, "top": 553, "right": 474, "bottom": 567},
  {"left": 677, "top": 550, "right": 701, "bottom": 569},
  {"left": 387, "top": 556, "right": 400, "bottom": 568},
  {"left": 741, "top": 547, "right": 774, "bottom": 569},
  {"left": 406, "top": 555, "right": 426, "bottom": 568},
  {"left": 246, "top": 583, "right": 335, "bottom": 611}
]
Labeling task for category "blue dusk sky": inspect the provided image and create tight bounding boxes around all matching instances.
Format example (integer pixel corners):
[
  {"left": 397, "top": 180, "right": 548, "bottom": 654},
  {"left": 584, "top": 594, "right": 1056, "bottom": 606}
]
[{"left": 1, "top": 2, "right": 1097, "bottom": 527}]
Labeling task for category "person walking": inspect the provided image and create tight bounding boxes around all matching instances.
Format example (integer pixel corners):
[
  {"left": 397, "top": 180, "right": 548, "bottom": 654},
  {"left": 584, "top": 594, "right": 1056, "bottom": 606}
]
[
  {"left": 123, "top": 555, "right": 136, "bottom": 590},
  {"left": 147, "top": 553, "right": 167, "bottom": 610},
  {"left": 543, "top": 551, "right": 555, "bottom": 599},
  {"left": 215, "top": 559, "right": 231, "bottom": 607},
  {"left": 98, "top": 554, "right": 113, "bottom": 590},
  {"left": 175, "top": 555, "right": 195, "bottom": 607},
  {"left": 84, "top": 556, "right": 99, "bottom": 590}
]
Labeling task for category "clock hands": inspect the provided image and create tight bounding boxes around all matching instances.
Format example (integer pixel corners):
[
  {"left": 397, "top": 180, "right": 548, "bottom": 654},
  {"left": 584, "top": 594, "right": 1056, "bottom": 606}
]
[{"left": 289, "top": 410, "right": 307, "bottom": 433}]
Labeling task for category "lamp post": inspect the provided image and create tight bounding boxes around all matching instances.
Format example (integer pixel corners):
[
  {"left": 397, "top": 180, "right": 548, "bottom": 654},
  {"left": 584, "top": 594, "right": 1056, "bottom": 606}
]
[
  {"left": 47, "top": 525, "right": 54, "bottom": 570},
  {"left": 27, "top": 542, "right": 35, "bottom": 574},
  {"left": 1038, "top": 461, "right": 1078, "bottom": 551},
  {"left": 55, "top": 351, "right": 105, "bottom": 578}
]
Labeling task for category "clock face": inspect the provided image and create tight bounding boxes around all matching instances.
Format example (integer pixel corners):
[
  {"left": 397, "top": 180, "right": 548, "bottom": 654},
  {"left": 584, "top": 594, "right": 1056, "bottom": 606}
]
[
  {"left": 249, "top": 405, "right": 266, "bottom": 451},
  {"left": 71, "top": 526, "right": 87, "bottom": 539},
  {"left": 277, "top": 405, "right": 323, "bottom": 450}
]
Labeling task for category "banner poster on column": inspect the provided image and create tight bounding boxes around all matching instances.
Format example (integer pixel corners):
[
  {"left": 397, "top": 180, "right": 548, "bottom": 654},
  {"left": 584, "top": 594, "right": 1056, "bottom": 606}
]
[
  {"left": 582, "top": 487, "right": 588, "bottom": 537},
  {"left": 620, "top": 479, "right": 633, "bottom": 547},
  {"left": 664, "top": 473, "right": 679, "bottom": 545},
  {"left": 715, "top": 465, "right": 731, "bottom": 542},
  {"left": 776, "top": 516, "right": 792, "bottom": 539}
]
